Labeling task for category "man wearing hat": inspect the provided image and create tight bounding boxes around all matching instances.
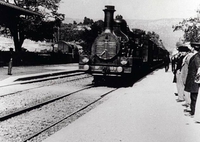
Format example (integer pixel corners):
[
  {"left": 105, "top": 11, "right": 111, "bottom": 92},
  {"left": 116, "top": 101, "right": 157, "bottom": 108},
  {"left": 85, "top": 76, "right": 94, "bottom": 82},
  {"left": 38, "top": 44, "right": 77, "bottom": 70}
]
[
  {"left": 184, "top": 42, "right": 200, "bottom": 116},
  {"left": 175, "top": 44, "right": 190, "bottom": 102},
  {"left": 181, "top": 44, "right": 196, "bottom": 108}
]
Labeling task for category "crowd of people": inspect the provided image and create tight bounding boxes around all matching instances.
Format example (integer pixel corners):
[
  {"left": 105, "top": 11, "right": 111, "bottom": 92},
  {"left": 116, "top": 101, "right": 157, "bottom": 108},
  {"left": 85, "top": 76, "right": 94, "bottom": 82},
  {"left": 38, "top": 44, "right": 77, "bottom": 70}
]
[{"left": 171, "top": 42, "right": 200, "bottom": 122}]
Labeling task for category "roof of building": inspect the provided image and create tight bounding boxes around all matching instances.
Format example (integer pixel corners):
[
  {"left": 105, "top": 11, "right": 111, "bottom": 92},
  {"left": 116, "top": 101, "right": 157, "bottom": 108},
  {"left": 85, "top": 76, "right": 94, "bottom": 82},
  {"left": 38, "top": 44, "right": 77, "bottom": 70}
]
[{"left": 0, "top": 1, "right": 42, "bottom": 16}]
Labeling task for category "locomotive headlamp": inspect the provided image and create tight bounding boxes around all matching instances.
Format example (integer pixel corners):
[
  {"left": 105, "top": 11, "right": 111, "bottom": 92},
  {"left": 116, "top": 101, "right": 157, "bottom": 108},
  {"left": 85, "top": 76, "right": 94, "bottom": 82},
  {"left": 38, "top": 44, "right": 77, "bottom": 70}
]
[
  {"left": 120, "top": 57, "right": 128, "bottom": 65},
  {"left": 82, "top": 56, "right": 89, "bottom": 63},
  {"left": 117, "top": 66, "right": 123, "bottom": 73},
  {"left": 83, "top": 65, "right": 89, "bottom": 71}
]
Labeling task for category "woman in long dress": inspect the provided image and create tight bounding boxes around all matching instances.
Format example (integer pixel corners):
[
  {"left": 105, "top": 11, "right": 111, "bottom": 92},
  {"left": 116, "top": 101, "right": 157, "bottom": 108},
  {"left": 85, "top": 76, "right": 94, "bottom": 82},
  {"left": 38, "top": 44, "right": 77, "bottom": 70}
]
[
  {"left": 194, "top": 92, "right": 200, "bottom": 122},
  {"left": 194, "top": 68, "right": 200, "bottom": 122},
  {"left": 193, "top": 42, "right": 200, "bottom": 122}
]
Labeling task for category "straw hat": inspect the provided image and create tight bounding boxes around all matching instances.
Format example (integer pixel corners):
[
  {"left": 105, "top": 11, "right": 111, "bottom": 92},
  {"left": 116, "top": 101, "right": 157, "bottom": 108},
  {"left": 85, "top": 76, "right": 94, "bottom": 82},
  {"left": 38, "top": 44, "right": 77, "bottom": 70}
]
[{"left": 176, "top": 42, "right": 190, "bottom": 52}]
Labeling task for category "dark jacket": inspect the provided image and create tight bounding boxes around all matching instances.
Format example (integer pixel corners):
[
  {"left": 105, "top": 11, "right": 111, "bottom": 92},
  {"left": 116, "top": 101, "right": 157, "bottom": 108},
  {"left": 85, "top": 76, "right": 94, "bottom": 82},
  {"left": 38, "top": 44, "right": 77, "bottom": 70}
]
[
  {"left": 172, "top": 53, "right": 185, "bottom": 83},
  {"left": 185, "top": 53, "right": 200, "bottom": 93},
  {"left": 176, "top": 55, "right": 185, "bottom": 71}
]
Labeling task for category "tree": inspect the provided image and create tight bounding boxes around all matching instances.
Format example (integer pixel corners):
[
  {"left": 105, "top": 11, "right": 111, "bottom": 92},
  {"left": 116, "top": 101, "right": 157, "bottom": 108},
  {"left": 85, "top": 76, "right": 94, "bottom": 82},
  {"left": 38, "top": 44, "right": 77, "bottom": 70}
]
[
  {"left": 83, "top": 17, "right": 93, "bottom": 25},
  {"left": 58, "top": 18, "right": 103, "bottom": 53},
  {"left": 173, "top": 5, "right": 200, "bottom": 43},
  {"left": 58, "top": 23, "right": 82, "bottom": 42},
  {"left": 0, "top": 0, "right": 64, "bottom": 52},
  {"left": 80, "top": 20, "right": 103, "bottom": 53}
]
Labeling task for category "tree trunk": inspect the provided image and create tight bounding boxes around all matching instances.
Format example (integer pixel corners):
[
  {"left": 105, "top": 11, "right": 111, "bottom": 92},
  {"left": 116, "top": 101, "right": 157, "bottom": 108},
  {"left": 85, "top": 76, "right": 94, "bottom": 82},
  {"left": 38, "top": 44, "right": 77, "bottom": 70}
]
[
  {"left": 9, "top": 25, "right": 25, "bottom": 52},
  {"left": 8, "top": 21, "right": 25, "bottom": 65}
]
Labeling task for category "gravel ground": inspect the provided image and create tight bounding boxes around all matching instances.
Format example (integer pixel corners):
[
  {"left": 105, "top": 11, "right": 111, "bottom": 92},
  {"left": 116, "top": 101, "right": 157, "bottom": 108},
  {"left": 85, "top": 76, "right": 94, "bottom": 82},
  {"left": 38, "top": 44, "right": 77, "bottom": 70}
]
[
  {"left": 0, "top": 78, "right": 114, "bottom": 142},
  {"left": 0, "top": 73, "right": 90, "bottom": 97},
  {"left": 0, "top": 75, "right": 91, "bottom": 116}
]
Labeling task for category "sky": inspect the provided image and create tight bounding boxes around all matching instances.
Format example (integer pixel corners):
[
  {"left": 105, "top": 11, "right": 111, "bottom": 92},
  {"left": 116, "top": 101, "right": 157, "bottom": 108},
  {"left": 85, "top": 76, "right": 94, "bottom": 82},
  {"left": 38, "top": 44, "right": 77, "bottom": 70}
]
[{"left": 58, "top": 0, "right": 200, "bottom": 20}]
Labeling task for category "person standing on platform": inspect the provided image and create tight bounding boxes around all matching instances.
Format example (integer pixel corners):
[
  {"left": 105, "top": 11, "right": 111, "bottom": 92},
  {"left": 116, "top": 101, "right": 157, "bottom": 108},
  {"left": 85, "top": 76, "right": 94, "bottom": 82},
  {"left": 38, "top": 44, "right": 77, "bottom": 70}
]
[
  {"left": 164, "top": 52, "right": 170, "bottom": 72},
  {"left": 194, "top": 62, "right": 200, "bottom": 122},
  {"left": 8, "top": 48, "right": 13, "bottom": 75},
  {"left": 174, "top": 45, "right": 189, "bottom": 102},
  {"left": 171, "top": 41, "right": 184, "bottom": 74},
  {"left": 184, "top": 42, "right": 200, "bottom": 116},
  {"left": 181, "top": 45, "right": 196, "bottom": 108},
  {"left": 194, "top": 69, "right": 200, "bottom": 122},
  {"left": 171, "top": 53, "right": 178, "bottom": 76},
  {"left": 171, "top": 52, "right": 180, "bottom": 90}
]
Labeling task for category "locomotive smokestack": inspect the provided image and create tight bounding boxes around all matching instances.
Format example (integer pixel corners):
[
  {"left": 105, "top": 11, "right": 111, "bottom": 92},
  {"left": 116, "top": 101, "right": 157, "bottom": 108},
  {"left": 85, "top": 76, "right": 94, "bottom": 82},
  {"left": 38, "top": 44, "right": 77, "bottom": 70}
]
[{"left": 103, "top": 5, "right": 115, "bottom": 32}]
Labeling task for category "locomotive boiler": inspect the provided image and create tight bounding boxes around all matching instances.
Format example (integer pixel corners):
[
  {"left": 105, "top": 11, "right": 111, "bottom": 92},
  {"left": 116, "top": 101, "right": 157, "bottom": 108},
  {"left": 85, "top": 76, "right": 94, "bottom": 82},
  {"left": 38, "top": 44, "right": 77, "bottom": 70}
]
[{"left": 79, "top": 5, "right": 168, "bottom": 84}]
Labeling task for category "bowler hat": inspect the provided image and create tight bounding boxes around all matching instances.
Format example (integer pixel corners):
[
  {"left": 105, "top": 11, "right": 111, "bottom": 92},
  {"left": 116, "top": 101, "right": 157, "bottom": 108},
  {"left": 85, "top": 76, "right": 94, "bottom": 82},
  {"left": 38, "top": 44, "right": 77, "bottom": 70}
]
[{"left": 177, "top": 45, "right": 190, "bottom": 52}]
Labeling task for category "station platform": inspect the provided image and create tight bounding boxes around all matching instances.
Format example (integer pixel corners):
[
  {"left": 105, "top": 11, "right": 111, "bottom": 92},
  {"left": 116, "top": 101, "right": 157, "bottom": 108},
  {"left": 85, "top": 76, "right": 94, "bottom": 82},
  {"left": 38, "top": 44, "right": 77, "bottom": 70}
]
[
  {"left": 42, "top": 67, "right": 200, "bottom": 142},
  {"left": 0, "top": 63, "right": 78, "bottom": 86}
]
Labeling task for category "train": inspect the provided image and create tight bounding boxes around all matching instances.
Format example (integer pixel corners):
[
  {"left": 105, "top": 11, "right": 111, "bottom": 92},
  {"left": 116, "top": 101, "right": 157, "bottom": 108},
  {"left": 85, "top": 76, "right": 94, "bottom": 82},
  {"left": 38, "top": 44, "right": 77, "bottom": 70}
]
[{"left": 79, "top": 5, "right": 169, "bottom": 84}]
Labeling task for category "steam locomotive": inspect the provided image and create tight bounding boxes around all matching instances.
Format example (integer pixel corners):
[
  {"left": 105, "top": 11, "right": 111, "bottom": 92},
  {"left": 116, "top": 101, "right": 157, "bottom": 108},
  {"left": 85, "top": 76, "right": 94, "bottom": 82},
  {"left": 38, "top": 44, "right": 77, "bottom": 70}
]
[{"left": 79, "top": 5, "right": 168, "bottom": 84}]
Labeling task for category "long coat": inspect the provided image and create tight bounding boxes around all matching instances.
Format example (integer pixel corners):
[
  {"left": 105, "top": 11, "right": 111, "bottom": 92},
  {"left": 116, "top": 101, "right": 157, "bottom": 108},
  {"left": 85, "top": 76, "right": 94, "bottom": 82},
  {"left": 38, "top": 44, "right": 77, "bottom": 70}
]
[
  {"left": 181, "top": 52, "right": 196, "bottom": 85},
  {"left": 185, "top": 52, "right": 200, "bottom": 93}
]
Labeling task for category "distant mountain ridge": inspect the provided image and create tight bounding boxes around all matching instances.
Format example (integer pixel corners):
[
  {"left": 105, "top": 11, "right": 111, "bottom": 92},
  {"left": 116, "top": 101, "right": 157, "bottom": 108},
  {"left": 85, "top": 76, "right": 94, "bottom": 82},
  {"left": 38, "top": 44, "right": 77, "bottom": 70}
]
[
  {"left": 127, "top": 18, "right": 184, "bottom": 53},
  {"left": 64, "top": 17, "right": 84, "bottom": 24},
  {"left": 64, "top": 17, "right": 184, "bottom": 53}
]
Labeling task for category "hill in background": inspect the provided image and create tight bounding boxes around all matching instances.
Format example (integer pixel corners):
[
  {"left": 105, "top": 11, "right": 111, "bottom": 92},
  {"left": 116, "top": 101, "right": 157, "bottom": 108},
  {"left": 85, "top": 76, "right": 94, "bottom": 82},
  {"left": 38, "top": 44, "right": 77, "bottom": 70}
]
[
  {"left": 64, "top": 17, "right": 83, "bottom": 24},
  {"left": 127, "top": 18, "right": 184, "bottom": 53}
]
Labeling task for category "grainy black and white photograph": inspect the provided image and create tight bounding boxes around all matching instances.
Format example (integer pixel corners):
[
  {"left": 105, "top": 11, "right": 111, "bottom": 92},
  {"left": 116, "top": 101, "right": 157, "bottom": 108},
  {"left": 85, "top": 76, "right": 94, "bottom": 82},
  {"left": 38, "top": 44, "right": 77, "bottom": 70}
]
[{"left": 0, "top": 0, "right": 200, "bottom": 141}]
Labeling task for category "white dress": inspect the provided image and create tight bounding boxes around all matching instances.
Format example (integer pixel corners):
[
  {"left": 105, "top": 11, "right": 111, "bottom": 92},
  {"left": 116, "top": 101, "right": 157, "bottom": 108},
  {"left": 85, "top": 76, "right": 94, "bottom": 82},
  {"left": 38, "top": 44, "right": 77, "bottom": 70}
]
[
  {"left": 194, "top": 69, "right": 200, "bottom": 122},
  {"left": 194, "top": 91, "right": 200, "bottom": 122}
]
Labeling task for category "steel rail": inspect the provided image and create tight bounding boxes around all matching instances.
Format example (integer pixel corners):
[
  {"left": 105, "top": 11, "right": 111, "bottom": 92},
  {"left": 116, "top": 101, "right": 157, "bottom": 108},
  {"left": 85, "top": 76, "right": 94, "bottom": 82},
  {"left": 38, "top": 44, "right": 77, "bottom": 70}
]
[
  {"left": 0, "top": 86, "right": 94, "bottom": 121},
  {"left": 0, "top": 73, "right": 91, "bottom": 98},
  {"left": 23, "top": 88, "right": 118, "bottom": 142},
  {"left": 0, "top": 71, "right": 85, "bottom": 87}
]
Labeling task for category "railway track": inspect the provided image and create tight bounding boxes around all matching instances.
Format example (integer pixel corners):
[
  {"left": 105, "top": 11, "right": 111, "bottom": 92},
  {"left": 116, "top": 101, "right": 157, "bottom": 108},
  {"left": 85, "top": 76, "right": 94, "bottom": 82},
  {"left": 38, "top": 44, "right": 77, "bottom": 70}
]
[
  {"left": 0, "top": 71, "right": 93, "bottom": 120},
  {"left": 0, "top": 71, "right": 91, "bottom": 98},
  {"left": 0, "top": 80, "right": 118, "bottom": 142},
  {"left": 0, "top": 85, "right": 93, "bottom": 121},
  {"left": 0, "top": 70, "right": 85, "bottom": 88},
  {"left": 23, "top": 88, "right": 118, "bottom": 142}
]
